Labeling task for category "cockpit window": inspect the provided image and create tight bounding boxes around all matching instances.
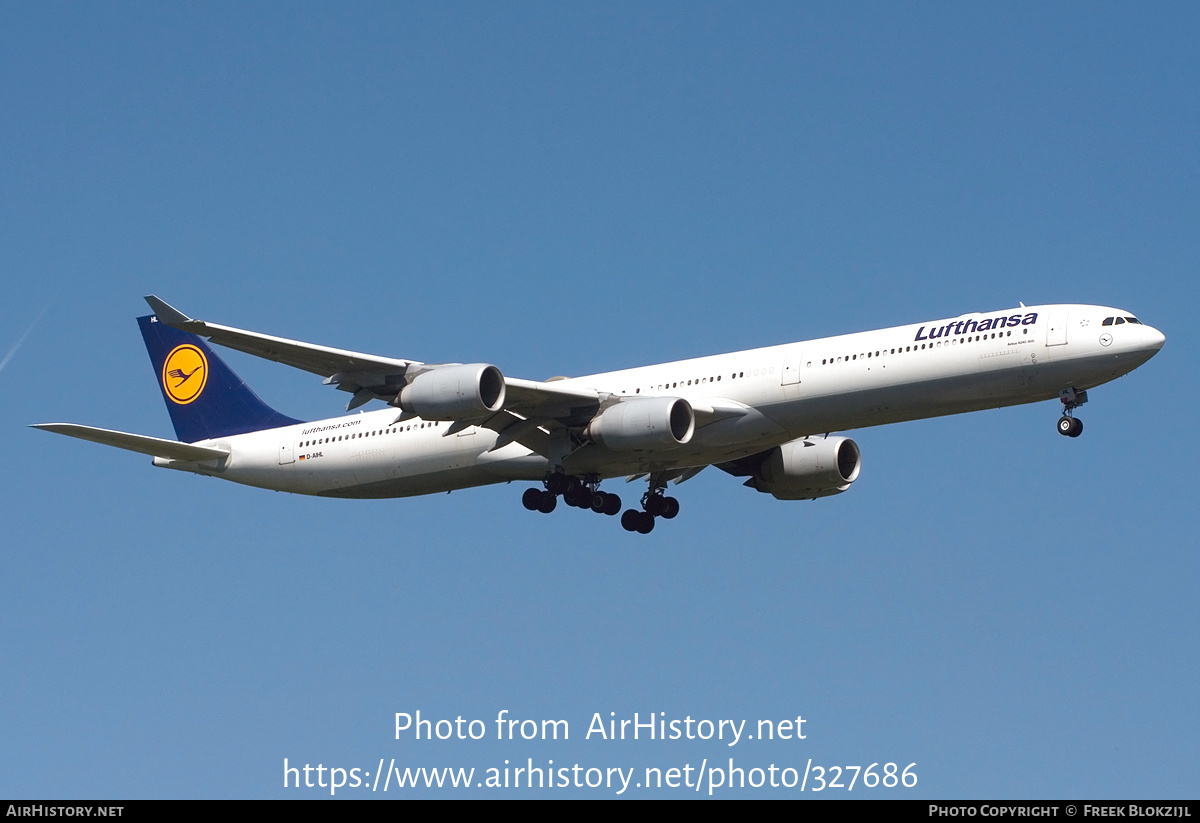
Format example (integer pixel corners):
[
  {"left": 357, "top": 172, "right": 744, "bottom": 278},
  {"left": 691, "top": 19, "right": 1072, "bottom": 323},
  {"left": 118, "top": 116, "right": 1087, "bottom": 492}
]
[
  {"left": 1115, "top": 317, "right": 1125, "bottom": 325},
  {"left": 1125, "top": 317, "right": 1141, "bottom": 324},
  {"left": 1102, "top": 317, "right": 1114, "bottom": 326}
]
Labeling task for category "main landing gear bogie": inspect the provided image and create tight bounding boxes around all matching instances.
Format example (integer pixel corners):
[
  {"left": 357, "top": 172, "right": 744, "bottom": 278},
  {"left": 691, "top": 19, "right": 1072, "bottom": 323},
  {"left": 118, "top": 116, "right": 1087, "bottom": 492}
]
[
  {"left": 523, "top": 472, "right": 682, "bottom": 534},
  {"left": 522, "top": 475, "right": 621, "bottom": 518},
  {"left": 618, "top": 490, "right": 681, "bottom": 534}
]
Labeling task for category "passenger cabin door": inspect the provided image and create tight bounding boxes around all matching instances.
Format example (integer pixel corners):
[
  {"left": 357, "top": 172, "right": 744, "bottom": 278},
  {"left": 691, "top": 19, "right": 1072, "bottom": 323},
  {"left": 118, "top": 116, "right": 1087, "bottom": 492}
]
[
  {"left": 781, "top": 347, "right": 804, "bottom": 401},
  {"left": 782, "top": 347, "right": 804, "bottom": 386},
  {"left": 1046, "top": 312, "right": 1068, "bottom": 347}
]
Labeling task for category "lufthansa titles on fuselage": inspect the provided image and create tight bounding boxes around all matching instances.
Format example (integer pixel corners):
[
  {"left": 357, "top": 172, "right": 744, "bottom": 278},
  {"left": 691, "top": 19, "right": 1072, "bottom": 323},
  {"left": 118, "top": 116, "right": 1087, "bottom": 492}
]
[
  {"left": 914, "top": 312, "right": 1038, "bottom": 342},
  {"left": 300, "top": 419, "right": 364, "bottom": 437}
]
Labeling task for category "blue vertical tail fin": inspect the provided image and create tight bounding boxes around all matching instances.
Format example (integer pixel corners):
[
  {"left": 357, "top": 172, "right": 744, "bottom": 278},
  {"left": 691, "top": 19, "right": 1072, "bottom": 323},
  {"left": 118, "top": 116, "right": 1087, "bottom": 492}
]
[{"left": 138, "top": 315, "right": 303, "bottom": 443}]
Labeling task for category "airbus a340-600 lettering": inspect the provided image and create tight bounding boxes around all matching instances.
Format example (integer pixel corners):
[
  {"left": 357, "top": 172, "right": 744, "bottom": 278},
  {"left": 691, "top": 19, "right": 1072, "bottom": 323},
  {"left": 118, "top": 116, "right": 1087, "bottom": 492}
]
[{"left": 35, "top": 296, "right": 1164, "bottom": 534}]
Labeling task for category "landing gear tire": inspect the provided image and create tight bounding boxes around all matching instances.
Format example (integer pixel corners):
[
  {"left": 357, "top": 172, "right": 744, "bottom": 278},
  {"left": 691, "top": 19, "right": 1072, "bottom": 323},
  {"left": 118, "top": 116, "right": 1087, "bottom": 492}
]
[
  {"left": 621, "top": 510, "right": 640, "bottom": 532},
  {"left": 536, "top": 491, "right": 557, "bottom": 514},
  {"left": 590, "top": 492, "right": 621, "bottom": 515},
  {"left": 661, "top": 497, "right": 680, "bottom": 519},
  {"left": 643, "top": 493, "right": 679, "bottom": 520},
  {"left": 1058, "top": 416, "right": 1083, "bottom": 438},
  {"left": 621, "top": 509, "right": 654, "bottom": 533},
  {"left": 522, "top": 488, "right": 543, "bottom": 511}
]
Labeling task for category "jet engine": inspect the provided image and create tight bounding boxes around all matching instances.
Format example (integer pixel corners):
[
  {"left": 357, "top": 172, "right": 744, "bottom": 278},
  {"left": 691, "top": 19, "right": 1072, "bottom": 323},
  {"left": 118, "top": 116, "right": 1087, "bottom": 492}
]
[
  {"left": 394, "top": 364, "right": 506, "bottom": 420},
  {"left": 747, "top": 436, "right": 861, "bottom": 500},
  {"left": 585, "top": 396, "right": 695, "bottom": 450}
]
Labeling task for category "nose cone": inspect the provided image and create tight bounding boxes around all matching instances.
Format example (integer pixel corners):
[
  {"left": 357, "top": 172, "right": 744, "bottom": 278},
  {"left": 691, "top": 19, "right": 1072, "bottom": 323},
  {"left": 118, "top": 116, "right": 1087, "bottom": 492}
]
[{"left": 1129, "top": 324, "right": 1166, "bottom": 369}]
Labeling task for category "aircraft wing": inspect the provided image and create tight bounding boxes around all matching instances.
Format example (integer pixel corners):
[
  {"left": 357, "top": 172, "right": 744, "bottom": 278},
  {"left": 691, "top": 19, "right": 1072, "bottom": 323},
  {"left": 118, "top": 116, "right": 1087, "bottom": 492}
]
[
  {"left": 689, "top": 397, "right": 755, "bottom": 426},
  {"left": 145, "top": 296, "right": 600, "bottom": 418},
  {"left": 502, "top": 377, "right": 601, "bottom": 418},
  {"left": 32, "top": 423, "right": 230, "bottom": 461},
  {"left": 144, "top": 296, "right": 413, "bottom": 379}
]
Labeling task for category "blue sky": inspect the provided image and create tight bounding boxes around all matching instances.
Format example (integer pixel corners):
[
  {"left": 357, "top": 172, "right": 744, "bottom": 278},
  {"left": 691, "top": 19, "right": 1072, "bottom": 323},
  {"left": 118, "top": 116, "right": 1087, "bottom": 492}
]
[{"left": 2, "top": 3, "right": 1196, "bottom": 798}]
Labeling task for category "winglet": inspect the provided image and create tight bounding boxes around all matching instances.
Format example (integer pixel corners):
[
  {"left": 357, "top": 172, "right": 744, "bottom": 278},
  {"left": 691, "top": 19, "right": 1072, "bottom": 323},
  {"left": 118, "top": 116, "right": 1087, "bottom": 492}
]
[{"left": 144, "top": 295, "right": 200, "bottom": 330}]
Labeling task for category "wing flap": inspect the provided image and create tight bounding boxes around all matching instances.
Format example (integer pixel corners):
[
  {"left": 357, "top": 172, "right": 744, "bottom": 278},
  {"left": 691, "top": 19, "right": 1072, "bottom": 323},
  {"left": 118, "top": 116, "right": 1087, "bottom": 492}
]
[{"left": 32, "top": 423, "right": 230, "bottom": 462}]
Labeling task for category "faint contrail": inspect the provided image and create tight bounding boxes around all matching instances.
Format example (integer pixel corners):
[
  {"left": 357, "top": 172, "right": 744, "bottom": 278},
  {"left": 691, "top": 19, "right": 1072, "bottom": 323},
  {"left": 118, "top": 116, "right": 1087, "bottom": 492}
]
[{"left": 0, "top": 296, "right": 56, "bottom": 374}]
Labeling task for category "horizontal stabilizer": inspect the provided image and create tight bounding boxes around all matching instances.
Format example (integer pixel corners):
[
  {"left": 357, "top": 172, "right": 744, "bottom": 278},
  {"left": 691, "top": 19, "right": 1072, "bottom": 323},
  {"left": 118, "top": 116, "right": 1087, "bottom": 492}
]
[{"left": 32, "top": 423, "right": 230, "bottom": 462}]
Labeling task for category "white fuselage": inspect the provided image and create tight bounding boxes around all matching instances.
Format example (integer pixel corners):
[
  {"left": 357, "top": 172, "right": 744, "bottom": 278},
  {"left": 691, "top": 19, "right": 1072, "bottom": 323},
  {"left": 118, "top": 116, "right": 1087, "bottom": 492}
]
[{"left": 156, "top": 304, "right": 1164, "bottom": 499}]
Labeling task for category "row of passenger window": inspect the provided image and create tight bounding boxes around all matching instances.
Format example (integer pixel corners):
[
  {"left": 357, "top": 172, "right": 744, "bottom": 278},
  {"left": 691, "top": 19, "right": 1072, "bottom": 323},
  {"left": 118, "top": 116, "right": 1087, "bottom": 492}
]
[
  {"left": 620, "top": 328, "right": 1023, "bottom": 394},
  {"left": 299, "top": 421, "right": 439, "bottom": 448},
  {"left": 819, "top": 329, "right": 1023, "bottom": 366},
  {"left": 623, "top": 371, "right": 752, "bottom": 395}
]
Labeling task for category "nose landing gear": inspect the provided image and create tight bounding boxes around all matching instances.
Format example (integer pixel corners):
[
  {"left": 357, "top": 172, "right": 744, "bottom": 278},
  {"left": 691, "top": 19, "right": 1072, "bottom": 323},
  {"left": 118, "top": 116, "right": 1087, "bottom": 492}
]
[
  {"left": 1057, "top": 387, "right": 1088, "bottom": 438},
  {"left": 1057, "top": 416, "right": 1083, "bottom": 437}
]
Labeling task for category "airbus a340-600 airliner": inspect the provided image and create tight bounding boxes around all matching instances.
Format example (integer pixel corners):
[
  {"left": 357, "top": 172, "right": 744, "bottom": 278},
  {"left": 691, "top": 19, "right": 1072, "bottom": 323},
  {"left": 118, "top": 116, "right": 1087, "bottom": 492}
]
[{"left": 35, "top": 296, "right": 1164, "bottom": 534}]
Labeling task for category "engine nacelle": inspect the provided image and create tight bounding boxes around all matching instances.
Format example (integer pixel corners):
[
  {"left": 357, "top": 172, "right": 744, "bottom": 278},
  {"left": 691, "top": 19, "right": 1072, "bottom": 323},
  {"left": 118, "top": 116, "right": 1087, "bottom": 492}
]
[
  {"left": 395, "top": 363, "right": 506, "bottom": 420},
  {"left": 585, "top": 396, "right": 695, "bottom": 451},
  {"left": 750, "top": 436, "right": 861, "bottom": 500}
]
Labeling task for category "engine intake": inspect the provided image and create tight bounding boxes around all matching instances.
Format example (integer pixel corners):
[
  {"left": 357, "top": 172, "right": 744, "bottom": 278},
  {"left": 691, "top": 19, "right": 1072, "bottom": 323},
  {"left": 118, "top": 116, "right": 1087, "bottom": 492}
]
[
  {"left": 750, "top": 436, "right": 861, "bottom": 500},
  {"left": 395, "top": 364, "right": 506, "bottom": 420},
  {"left": 586, "top": 396, "right": 695, "bottom": 451}
]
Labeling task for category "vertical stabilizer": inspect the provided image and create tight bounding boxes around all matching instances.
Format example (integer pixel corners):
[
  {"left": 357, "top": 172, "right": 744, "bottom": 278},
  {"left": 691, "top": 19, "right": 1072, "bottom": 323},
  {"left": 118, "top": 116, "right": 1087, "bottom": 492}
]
[{"left": 138, "top": 315, "right": 303, "bottom": 443}]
